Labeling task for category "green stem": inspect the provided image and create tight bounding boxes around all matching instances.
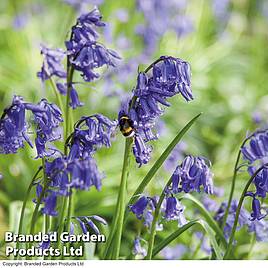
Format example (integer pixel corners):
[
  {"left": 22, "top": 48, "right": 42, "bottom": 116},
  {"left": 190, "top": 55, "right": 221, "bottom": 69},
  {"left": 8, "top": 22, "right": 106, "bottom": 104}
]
[
  {"left": 221, "top": 150, "right": 241, "bottom": 228},
  {"left": 247, "top": 233, "right": 256, "bottom": 259},
  {"left": 102, "top": 204, "right": 120, "bottom": 259},
  {"left": 224, "top": 164, "right": 268, "bottom": 259},
  {"left": 14, "top": 167, "right": 42, "bottom": 260},
  {"left": 65, "top": 64, "right": 74, "bottom": 140},
  {"left": 146, "top": 176, "right": 173, "bottom": 260},
  {"left": 66, "top": 189, "right": 73, "bottom": 234},
  {"left": 48, "top": 78, "right": 64, "bottom": 115},
  {"left": 53, "top": 191, "right": 68, "bottom": 254},
  {"left": 111, "top": 138, "right": 133, "bottom": 259},
  {"left": 41, "top": 158, "right": 50, "bottom": 234}
]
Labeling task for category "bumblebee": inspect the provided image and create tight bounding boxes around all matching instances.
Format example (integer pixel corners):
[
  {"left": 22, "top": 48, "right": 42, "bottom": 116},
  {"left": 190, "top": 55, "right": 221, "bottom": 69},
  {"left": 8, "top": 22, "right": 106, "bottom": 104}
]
[{"left": 119, "top": 115, "right": 135, "bottom": 138}]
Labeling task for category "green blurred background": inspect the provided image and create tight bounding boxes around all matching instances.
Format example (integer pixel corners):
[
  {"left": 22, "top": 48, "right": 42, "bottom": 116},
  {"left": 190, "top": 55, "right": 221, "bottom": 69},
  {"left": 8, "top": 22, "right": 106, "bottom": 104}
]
[{"left": 0, "top": 0, "right": 268, "bottom": 260}]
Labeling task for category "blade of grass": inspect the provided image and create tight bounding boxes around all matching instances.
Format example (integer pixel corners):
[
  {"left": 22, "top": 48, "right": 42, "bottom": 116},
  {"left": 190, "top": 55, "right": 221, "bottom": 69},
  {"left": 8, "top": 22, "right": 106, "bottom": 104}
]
[{"left": 152, "top": 219, "right": 223, "bottom": 260}]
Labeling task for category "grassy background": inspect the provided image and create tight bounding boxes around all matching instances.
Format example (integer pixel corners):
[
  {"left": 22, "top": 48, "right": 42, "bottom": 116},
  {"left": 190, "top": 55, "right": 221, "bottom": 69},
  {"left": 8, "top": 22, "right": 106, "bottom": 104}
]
[{"left": 0, "top": 0, "right": 268, "bottom": 260}]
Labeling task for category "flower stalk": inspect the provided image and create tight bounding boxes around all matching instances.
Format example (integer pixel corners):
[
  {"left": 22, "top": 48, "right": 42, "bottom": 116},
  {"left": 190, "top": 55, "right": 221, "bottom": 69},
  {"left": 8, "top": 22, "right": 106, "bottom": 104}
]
[
  {"left": 111, "top": 138, "right": 133, "bottom": 259},
  {"left": 146, "top": 176, "right": 173, "bottom": 259},
  {"left": 14, "top": 166, "right": 42, "bottom": 260},
  {"left": 224, "top": 163, "right": 268, "bottom": 259}
]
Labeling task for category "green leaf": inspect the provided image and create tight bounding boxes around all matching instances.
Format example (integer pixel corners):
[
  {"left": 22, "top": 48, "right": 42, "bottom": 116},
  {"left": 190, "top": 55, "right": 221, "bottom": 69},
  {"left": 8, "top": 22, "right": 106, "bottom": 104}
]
[
  {"left": 152, "top": 220, "right": 199, "bottom": 257},
  {"left": 152, "top": 219, "right": 223, "bottom": 260},
  {"left": 182, "top": 194, "right": 227, "bottom": 248},
  {"left": 128, "top": 113, "right": 202, "bottom": 206},
  {"left": 198, "top": 220, "right": 223, "bottom": 260}
]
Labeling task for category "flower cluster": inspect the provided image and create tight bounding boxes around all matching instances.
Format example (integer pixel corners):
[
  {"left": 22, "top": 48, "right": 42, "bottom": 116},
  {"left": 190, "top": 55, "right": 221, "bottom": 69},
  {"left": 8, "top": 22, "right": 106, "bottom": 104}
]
[
  {"left": 120, "top": 56, "right": 193, "bottom": 166},
  {"left": 169, "top": 155, "right": 214, "bottom": 194},
  {"left": 37, "top": 45, "right": 66, "bottom": 82},
  {"left": 0, "top": 96, "right": 62, "bottom": 155},
  {"left": 0, "top": 96, "right": 32, "bottom": 154},
  {"left": 31, "top": 99, "right": 63, "bottom": 158},
  {"left": 241, "top": 130, "right": 268, "bottom": 221},
  {"left": 65, "top": 7, "right": 120, "bottom": 83},
  {"left": 38, "top": 113, "right": 117, "bottom": 216},
  {"left": 129, "top": 194, "right": 186, "bottom": 229},
  {"left": 68, "top": 114, "right": 117, "bottom": 159},
  {"left": 37, "top": 7, "right": 120, "bottom": 110}
]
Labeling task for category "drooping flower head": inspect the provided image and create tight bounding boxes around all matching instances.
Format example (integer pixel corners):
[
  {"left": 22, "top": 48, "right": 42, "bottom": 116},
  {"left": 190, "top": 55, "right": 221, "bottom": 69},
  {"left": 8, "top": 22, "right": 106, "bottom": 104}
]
[
  {"left": 65, "top": 7, "right": 120, "bottom": 82},
  {"left": 169, "top": 155, "right": 214, "bottom": 194},
  {"left": 129, "top": 195, "right": 160, "bottom": 229},
  {"left": 37, "top": 113, "right": 117, "bottom": 217},
  {"left": 68, "top": 114, "right": 118, "bottom": 159},
  {"left": 37, "top": 44, "right": 66, "bottom": 82},
  {"left": 0, "top": 96, "right": 46, "bottom": 154},
  {"left": 162, "top": 196, "right": 187, "bottom": 225},
  {"left": 241, "top": 130, "right": 268, "bottom": 164},
  {"left": 119, "top": 56, "right": 193, "bottom": 166},
  {"left": 31, "top": 99, "right": 63, "bottom": 158}
]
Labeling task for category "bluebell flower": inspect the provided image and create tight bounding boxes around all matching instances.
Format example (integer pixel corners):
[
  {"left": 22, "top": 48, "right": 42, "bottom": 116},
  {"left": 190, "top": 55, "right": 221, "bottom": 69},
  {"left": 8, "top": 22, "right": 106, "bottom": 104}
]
[
  {"left": 129, "top": 196, "right": 149, "bottom": 219},
  {"left": 241, "top": 131, "right": 268, "bottom": 164},
  {"left": 132, "top": 237, "right": 147, "bottom": 258},
  {"left": 68, "top": 156, "right": 104, "bottom": 191},
  {"left": 162, "top": 196, "right": 187, "bottom": 226},
  {"left": 37, "top": 44, "right": 66, "bottom": 82},
  {"left": 163, "top": 196, "right": 181, "bottom": 220},
  {"left": 66, "top": 7, "right": 120, "bottom": 83},
  {"left": 0, "top": 96, "right": 39, "bottom": 154},
  {"left": 70, "top": 86, "right": 84, "bottom": 109},
  {"left": 68, "top": 114, "right": 117, "bottom": 158},
  {"left": 241, "top": 131, "right": 268, "bottom": 221},
  {"left": 74, "top": 215, "right": 107, "bottom": 234},
  {"left": 170, "top": 156, "right": 214, "bottom": 194},
  {"left": 38, "top": 238, "right": 51, "bottom": 250},
  {"left": 41, "top": 191, "right": 58, "bottom": 216},
  {"left": 56, "top": 82, "right": 67, "bottom": 95},
  {"left": 31, "top": 99, "right": 63, "bottom": 158},
  {"left": 0, "top": 173, "right": 3, "bottom": 180},
  {"left": 245, "top": 192, "right": 267, "bottom": 221},
  {"left": 132, "top": 134, "right": 152, "bottom": 167}
]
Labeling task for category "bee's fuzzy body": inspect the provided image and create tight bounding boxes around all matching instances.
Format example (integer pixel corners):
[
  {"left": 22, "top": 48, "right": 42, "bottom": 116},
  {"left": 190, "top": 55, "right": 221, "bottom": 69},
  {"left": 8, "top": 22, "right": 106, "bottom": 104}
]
[{"left": 119, "top": 115, "right": 135, "bottom": 138}]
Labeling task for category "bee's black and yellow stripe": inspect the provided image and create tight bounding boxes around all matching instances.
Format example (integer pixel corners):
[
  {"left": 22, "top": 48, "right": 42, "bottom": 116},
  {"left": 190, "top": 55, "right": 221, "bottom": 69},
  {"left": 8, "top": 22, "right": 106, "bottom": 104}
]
[{"left": 119, "top": 115, "right": 135, "bottom": 137}]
